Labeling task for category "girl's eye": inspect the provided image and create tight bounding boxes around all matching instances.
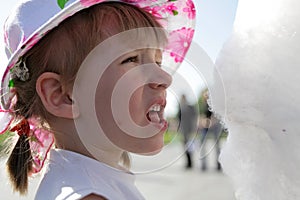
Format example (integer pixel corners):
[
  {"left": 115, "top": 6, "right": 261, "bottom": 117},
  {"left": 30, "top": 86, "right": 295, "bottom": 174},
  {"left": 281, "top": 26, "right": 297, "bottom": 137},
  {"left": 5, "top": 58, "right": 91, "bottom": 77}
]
[{"left": 121, "top": 56, "right": 138, "bottom": 64}]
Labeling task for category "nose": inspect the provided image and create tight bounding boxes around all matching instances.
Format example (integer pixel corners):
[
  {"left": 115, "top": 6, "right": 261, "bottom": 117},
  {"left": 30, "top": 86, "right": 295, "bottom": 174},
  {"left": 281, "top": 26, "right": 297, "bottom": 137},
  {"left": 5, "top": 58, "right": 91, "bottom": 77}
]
[{"left": 148, "top": 67, "right": 172, "bottom": 90}]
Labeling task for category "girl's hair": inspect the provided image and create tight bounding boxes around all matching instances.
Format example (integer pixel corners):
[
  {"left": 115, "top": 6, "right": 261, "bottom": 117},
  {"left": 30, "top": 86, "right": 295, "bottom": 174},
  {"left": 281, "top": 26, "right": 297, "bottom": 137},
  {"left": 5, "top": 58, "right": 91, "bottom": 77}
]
[{"left": 6, "top": 2, "right": 165, "bottom": 195}]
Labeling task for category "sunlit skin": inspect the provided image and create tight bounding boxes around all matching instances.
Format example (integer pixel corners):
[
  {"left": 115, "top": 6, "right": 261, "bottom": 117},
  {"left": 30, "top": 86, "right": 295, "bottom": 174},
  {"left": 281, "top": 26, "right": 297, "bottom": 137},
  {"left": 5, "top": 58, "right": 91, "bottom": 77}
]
[
  {"left": 41, "top": 48, "right": 172, "bottom": 170},
  {"left": 95, "top": 48, "right": 172, "bottom": 155}
]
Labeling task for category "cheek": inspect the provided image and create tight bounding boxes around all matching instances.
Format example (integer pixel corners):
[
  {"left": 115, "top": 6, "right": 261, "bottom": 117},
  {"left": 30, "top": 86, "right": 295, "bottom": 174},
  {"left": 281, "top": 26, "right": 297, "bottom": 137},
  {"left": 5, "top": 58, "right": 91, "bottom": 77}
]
[
  {"left": 93, "top": 69, "right": 163, "bottom": 153},
  {"left": 94, "top": 68, "right": 119, "bottom": 133},
  {"left": 129, "top": 87, "right": 147, "bottom": 126}
]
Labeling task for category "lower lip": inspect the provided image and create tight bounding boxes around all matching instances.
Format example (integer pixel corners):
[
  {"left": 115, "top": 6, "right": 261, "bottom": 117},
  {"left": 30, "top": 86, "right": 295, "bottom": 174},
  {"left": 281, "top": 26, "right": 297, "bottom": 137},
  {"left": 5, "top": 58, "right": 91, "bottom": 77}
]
[
  {"left": 161, "top": 120, "right": 168, "bottom": 132},
  {"left": 150, "top": 119, "right": 168, "bottom": 132}
]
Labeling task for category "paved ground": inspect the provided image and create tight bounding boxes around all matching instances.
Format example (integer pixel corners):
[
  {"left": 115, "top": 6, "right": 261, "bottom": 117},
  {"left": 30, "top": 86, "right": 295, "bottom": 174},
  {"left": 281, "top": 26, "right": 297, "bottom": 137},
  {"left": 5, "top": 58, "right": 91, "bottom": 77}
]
[
  {"left": 132, "top": 140, "right": 236, "bottom": 200},
  {"left": 0, "top": 140, "right": 236, "bottom": 200}
]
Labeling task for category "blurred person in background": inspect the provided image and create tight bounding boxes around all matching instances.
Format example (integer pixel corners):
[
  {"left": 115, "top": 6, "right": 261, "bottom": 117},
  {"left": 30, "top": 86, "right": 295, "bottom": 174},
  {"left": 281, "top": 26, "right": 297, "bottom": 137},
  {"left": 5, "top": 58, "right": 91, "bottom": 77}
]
[
  {"left": 198, "top": 89, "right": 223, "bottom": 171},
  {"left": 177, "top": 94, "right": 197, "bottom": 169}
]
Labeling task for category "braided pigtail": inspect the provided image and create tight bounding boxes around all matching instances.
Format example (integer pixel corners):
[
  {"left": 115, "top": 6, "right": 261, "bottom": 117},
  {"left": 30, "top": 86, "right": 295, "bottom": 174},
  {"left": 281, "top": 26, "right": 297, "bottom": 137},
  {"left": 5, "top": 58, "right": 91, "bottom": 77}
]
[{"left": 6, "top": 119, "right": 33, "bottom": 195}]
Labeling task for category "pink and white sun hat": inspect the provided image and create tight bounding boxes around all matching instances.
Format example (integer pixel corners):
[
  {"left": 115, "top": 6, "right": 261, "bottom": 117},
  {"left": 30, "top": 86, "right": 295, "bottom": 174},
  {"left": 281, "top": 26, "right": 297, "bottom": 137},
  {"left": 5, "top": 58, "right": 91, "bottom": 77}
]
[{"left": 1, "top": 0, "right": 196, "bottom": 110}]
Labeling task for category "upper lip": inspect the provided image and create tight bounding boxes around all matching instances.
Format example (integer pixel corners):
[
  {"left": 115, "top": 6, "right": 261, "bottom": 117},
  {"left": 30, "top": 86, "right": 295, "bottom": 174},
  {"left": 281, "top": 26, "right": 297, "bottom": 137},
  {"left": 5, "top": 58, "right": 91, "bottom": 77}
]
[{"left": 146, "top": 98, "right": 166, "bottom": 113}]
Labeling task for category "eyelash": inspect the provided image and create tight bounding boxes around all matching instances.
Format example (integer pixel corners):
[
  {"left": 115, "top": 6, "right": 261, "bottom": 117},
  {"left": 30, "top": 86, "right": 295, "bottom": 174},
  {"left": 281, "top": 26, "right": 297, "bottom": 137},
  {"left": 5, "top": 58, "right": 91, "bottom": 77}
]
[
  {"left": 121, "top": 56, "right": 138, "bottom": 64},
  {"left": 121, "top": 56, "right": 162, "bottom": 67}
]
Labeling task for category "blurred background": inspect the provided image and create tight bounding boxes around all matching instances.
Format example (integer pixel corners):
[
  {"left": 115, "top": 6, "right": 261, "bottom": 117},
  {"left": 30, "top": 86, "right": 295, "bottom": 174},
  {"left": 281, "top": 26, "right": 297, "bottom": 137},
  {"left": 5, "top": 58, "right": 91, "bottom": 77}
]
[{"left": 0, "top": 0, "right": 238, "bottom": 199}]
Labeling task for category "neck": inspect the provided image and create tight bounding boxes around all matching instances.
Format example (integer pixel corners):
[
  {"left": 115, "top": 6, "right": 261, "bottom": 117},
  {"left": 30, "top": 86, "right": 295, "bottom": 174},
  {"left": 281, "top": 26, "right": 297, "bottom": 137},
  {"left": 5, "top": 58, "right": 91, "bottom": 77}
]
[{"left": 51, "top": 119, "right": 125, "bottom": 170}]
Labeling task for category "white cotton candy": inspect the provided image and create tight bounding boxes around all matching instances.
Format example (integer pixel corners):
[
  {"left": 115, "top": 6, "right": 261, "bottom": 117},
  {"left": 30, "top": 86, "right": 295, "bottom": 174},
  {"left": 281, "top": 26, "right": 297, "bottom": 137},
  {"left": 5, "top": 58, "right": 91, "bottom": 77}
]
[{"left": 210, "top": 0, "right": 300, "bottom": 199}]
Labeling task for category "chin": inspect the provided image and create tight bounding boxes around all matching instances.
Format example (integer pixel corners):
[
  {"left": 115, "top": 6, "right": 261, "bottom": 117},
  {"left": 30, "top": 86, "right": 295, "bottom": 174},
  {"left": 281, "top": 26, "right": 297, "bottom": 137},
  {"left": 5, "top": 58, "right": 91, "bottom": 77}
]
[
  {"left": 134, "top": 133, "right": 165, "bottom": 156},
  {"left": 140, "top": 147, "right": 163, "bottom": 156}
]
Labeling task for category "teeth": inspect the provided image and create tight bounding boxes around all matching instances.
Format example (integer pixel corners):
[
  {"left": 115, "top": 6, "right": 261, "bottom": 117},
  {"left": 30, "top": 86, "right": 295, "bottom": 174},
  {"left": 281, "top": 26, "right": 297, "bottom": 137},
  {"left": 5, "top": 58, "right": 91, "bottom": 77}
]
[{"left": 149, "top": 104, "right": 161, "bottom": 112}]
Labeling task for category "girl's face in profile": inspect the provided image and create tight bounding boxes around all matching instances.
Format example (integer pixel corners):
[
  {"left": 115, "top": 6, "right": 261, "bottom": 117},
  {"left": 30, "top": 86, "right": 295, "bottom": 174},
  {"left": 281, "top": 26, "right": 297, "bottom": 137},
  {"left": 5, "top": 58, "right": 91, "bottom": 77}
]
[{"left": 95, "top": 47, "right": 172, "bottom": 154}]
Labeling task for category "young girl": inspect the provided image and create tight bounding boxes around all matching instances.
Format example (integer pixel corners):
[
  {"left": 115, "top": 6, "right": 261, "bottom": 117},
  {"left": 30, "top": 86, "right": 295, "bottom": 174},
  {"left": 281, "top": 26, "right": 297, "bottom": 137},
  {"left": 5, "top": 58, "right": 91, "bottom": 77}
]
[{"left": 0, "top": 0, "right": 195, "bottom": 199}]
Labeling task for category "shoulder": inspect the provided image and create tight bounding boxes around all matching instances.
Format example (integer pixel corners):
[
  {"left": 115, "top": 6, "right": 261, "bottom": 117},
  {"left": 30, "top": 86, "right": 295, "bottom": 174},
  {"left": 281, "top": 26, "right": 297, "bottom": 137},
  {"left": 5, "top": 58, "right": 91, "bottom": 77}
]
[
  {"left": 35, "top": 149, "right": 144, "bottom": 200},
  {"left": 35, "top": 150, "right": 108, "bottom": 200}
]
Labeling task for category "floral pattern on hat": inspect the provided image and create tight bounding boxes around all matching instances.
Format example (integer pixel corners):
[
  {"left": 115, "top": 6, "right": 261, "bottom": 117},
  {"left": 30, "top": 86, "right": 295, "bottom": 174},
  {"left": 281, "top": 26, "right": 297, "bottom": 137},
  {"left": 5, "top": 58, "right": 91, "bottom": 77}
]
[
  {"left": 183, "top": 0, "right": 196, "bottom": 19},
  {"left": 166, "top": 27, "right": 195, "bottom": 63},
  {"left": 80, "top": 0, "right": 105, "bottom": 7},
  {"left": 162, "top": 2, "right": 179, "bottom": 15},
  {"left": 144, "top": 5, "right": 163, "bottom": 18}
]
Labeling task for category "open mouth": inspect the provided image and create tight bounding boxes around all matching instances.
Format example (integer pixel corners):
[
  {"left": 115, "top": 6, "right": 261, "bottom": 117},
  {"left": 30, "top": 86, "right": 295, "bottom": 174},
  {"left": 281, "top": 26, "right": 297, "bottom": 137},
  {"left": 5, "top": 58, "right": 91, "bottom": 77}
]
[{"left": 146, "top": 104, "right": 165, "bottom": 124}]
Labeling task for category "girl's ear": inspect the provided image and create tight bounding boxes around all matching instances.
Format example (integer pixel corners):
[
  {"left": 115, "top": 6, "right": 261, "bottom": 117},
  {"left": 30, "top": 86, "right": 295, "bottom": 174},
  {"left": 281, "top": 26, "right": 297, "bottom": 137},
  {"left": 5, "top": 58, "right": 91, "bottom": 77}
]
[{"left": 36, "top": 72, "right": 79, "bottom": 119}]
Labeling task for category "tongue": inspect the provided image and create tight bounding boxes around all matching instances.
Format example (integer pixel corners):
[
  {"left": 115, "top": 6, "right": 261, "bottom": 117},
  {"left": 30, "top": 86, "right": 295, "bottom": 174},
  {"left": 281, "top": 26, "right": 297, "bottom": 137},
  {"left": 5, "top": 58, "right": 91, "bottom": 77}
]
[{"left": 148, "top": 111, "right": 160, "bottom": 123}]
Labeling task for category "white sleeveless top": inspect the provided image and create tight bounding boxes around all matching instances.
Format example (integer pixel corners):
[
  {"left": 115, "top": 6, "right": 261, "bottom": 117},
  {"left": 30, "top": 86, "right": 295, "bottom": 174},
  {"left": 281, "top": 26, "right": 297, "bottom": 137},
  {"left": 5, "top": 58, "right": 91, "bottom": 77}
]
[{"left": 35, "top": 149, "right": 144, "bottom": 200}]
